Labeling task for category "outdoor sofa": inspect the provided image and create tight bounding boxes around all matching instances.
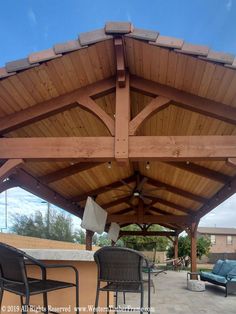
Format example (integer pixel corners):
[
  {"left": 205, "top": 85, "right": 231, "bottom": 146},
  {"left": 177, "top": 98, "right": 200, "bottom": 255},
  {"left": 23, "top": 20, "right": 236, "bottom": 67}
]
[{"left": 200, "top": 259, "right": 236, "bottom": 296}]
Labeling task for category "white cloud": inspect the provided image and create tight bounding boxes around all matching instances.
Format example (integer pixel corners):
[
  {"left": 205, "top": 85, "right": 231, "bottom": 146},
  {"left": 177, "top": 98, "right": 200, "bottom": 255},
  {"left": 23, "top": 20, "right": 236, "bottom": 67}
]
[
  {"left": 226, "top": 0, "right": 232, "bottom": 11},
  {"left": 28, "top": 8, "right": 37, "bottom": 26}
]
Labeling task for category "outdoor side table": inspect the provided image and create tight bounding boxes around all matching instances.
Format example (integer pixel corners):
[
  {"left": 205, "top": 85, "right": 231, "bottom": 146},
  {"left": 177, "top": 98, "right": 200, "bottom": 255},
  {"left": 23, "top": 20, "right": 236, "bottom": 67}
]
[{"left": 187, "top": 272, "right": 205, "bottom": 292}]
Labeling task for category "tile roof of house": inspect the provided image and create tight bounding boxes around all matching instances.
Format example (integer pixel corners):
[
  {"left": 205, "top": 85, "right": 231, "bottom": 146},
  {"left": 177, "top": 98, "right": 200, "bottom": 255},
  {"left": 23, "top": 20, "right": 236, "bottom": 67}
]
[{"left": 1, "top": 21, "right": 236, "bottom": 80}]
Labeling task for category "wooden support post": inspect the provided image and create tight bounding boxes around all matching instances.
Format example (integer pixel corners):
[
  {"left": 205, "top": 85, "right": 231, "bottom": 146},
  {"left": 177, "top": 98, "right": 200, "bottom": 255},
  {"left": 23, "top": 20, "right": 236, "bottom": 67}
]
[
  {"left": 190, "top": 222, "right": 198, "bottom": 279},
  {"left": 85, "top": 230, "right": 94, "bottom": 251},
  {"left": 114, "top": 37, "right": 126, "bottom": 87},
  {"left": 137, "top": 199, "right": 144, "bottom": 223},
  {"left": 115, "top": 71, "right": 130, "bottom": 163},
  {"left": 174, "top": 236, "right": 178, "bottom": 259}
]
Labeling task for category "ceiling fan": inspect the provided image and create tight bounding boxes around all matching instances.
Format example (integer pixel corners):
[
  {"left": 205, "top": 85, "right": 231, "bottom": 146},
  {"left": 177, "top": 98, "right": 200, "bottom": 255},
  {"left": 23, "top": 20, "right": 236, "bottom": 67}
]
[{"left": 112, "top": 173, "right": 165, "bottom": 205}]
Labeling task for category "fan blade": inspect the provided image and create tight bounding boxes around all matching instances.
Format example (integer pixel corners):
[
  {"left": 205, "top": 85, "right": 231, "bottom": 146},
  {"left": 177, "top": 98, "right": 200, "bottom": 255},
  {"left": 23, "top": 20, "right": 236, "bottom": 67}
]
[
  {"left": 137, "top": 177, "right": 148, "bottom": 192},
  {"left": 120, "top": 179, "right": 133, "bottom": 191},
  {"left": 142, "top": 192, "right": 163, "bottom": 198},
  {"left": 143, "top": 187, "right": 166, "bottom": 192},
  {"left": 139, "top": 195, "right": 152, "bottom": 204}
]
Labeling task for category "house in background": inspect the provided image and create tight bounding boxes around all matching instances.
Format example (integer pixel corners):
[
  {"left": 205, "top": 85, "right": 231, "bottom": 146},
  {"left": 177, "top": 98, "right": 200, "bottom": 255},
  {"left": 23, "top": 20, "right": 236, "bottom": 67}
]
[{"left": 197, "top": 227, "right": 236, "bottom": 263}]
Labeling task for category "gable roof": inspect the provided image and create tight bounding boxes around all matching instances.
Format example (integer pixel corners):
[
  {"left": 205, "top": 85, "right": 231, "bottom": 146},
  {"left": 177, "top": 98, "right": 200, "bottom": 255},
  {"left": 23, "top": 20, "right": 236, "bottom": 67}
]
[{"left": 0, "top": 21, "right": 236, "bottom": 232}]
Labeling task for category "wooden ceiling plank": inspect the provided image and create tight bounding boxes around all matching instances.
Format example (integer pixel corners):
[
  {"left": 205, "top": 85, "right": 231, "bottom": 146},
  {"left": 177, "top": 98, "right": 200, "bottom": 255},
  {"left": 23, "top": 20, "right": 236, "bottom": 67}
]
[
  {"left": 146, "top": 176, "right": 208, "bottom": 203},
  {"left": 148, "top": 196, "right": 194, "bottom": 214},
  {"left": 39, "top": 162, "right": 102, "bottom": 184},
  {"left": 130, "top": 75, "right": 236, "bottom": 125},
  {"left": 101, "top": 196, "right": 131, "bottom": 209},
  {"left": 129, "top": 96, "right": 171, "bottom": 135},
  {"left": 71, "top": 174, "right": 136, "bottom": 202},
  {"left": 166, "top": 161, "right": 230, "bottom": 183},
  {"left": 0, "top": 77, "right": 115, "bottom": 135}
]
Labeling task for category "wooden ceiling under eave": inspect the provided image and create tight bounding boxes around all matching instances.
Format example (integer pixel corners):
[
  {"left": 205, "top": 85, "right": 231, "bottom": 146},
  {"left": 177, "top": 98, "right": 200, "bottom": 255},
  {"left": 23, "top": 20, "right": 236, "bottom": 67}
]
[{"left": 0, "top": 30, "right": 236, "bottom": 232}]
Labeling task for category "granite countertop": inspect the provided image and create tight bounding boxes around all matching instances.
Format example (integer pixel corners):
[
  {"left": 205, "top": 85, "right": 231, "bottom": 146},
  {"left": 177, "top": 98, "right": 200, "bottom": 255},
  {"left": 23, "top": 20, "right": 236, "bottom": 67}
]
[{"left": 23, "top": 249, "right": 95, "bottom": 261}]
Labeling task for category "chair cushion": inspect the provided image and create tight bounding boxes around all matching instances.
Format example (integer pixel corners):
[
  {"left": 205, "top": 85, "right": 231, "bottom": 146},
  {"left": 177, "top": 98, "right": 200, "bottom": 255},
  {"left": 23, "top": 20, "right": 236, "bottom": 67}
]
[
  {"left": 218, "top": 260, "right": 236, "bottom": 277},
  {"left": 200, "top": 271, "right": 227, "bottom": 284},
  {"left": 227, "top": 266, "right": 236, "bottom": 279},
  {"left": 212, "top": 259, "right": 224, "bottom": 274}
]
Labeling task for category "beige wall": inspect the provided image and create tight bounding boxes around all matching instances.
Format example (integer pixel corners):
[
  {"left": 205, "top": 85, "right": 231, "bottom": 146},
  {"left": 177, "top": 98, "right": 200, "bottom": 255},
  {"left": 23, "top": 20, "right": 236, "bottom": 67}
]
[
  {"left": 0, "top": 233, "right": 108, "bottom": 313},
  {"left": 0, "top": 232, "right": 99, "bottom": 251}
]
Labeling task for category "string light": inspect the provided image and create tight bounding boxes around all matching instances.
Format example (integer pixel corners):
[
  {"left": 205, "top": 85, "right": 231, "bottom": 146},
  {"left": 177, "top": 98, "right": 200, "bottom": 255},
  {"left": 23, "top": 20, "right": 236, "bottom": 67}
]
[
  {"left": 146, "top": 162, "right": 150, "bottom": 170},
  {"left": 108, "top": 162, "right": 112, "bottom": 169}
]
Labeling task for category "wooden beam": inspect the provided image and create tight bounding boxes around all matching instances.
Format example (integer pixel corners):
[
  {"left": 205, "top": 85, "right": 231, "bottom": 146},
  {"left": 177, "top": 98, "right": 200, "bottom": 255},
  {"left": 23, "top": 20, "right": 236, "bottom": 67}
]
[
  {"left": 1, "top": 136, "right": 236, "bottom": 161},
  {"left": 0, "top": 77, "right": 115, "bottom": 135},
  {"left": 0, "top": 159, "right": 24, "bottom": 183},
  {"left": 149, "top": 206, "right": 174, "bottom": 216},
  {"left": 129, "top": 96, "right": 171, "bottom": 135},
  {"left": 227, "top": 158, "right": 236, "bottom": 167},
  {"left": 9, "top": 169, "right": 82, "bottom": 217},
  {"left": 0, "top": 137, "right": 114, "bottom": 160},
  {"left": 119, "top": 230, "right": 177, "bottom": 237},
  {"left": 129, "top": 136, "right": 236, "bottom": 160},
  {"left": 114, "top": 37, "right": 126, "bottom": 87},
  {"left": 195, "top": 174, "right": 236, "bottom": 219},
  {"left": 115, "top": 71, "right": 130, "bottom": 163},
  {"left": 130, "top": 75, "right": 236, "bottom": 125},
  {"left": 77, "top": 95, "right": 115, "bottom": 135},
  {"left": 148, "top": 196, "right": 194, "bottom": 214},
  {"left": 0, "top": 180, "right": 17, "bottom": 194},
  {"left": 102, "top": 196, "right": 131, "bottom": 209},
  {"left": 146, "top": 176, "right": 208, "bottom": 204},
  {"left": 107, "top": 214, "right": 193, "bottom": 224},
  {"left": 166, "top": 161, "right": 230, "bottom": 184},
  {"left": 71, "top": 174, "right": 136, "bottom": 202},
  {"left": 137, "top": 199, "right": 144, "bottom": 223},
  {"left": 85, "top": 230, "right": 94, "bottom": 251},
  {"left": 39, "top": 162, "right": 102, "bottom": 184}
]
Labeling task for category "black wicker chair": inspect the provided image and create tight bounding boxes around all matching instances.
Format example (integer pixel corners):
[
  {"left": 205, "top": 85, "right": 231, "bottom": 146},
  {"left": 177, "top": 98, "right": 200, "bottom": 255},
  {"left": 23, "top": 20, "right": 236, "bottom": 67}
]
[
  {"left": 0, "top": 242, "right": 79, "bottom": 314},
  {"left": 94, "top": 246, "right": 151, "bottom": 314}
]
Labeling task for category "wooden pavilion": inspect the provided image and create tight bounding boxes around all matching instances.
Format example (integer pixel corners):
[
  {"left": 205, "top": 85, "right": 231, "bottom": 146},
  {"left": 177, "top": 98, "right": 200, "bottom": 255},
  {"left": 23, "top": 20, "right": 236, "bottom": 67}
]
[{"left": 0, "top": 22, "right": 236, "bottom": 273}]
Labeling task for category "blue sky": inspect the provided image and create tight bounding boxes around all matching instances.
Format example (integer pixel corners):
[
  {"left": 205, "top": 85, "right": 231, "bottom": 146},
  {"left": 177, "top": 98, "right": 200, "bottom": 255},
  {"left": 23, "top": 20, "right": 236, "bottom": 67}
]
[
  {"left": 0, "top": 1, "right": 236, "bottom": 230},
  {"left": 0, "top": 0, "right": 236, "bottom": 66}
]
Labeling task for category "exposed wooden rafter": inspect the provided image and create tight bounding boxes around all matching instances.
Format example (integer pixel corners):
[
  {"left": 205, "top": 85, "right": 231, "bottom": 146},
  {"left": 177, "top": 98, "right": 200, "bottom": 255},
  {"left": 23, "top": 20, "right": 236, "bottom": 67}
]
[
  {"left": 9, "top": 169, "right": 82, "bottom": 218},
  {"left": 0, "top": 77, "right": 115, "bottom": 135},
  {"left": 71, "top": 174, "right": 136, "bottom": 202},
  {"left": 147, "top": 196, "right": 194, "bottom": 214},
  {"left": 130, "top": 75, "right": 236, "bottom": 125},
  {"left": 146, "top": 176, "right": 207, "bottom": 203},
  {"left": 119, "top": 230, "right": 178, "bottom": 237},
  {"left": 107, "top": 214, "right": 193, "bottom": 224},
  {"left": 39, "top": 162, "right": 102, "bottom": 184},
  {"left": 115, "top": 71, "right": 130, "bottom": 163},
  {"left": 166, "top": 161, "right": 230, "bottom": 184},
  {"left": 0, "top": 159, "right": 24, "bottom": 183},
  {"left": 101, "top": 196, "right": 131, "bottom": 209},
  {"left": 195, "top": 174, "right": 236, "bottom": 219},
  {"left": 114, "top": 37, "right": 126, "bottom": 87},
  {"left": 1, "top": 136, "right": 236, "bottom": 161}
]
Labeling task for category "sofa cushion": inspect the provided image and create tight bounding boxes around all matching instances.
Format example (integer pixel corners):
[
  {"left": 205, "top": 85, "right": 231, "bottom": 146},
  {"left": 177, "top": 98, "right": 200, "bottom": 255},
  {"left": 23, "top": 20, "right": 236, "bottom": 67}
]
[
  {"left": 227, "top": 266, "right": 236, "bottom": 279},
  {"left": 218, "top": 260, "right": 236, "bottom": 277},
  {"left": 200, "top": 271, "right": 227, "bottom": 284},
  {"left": 212, "top": 259, "right": 224, "bottom": 274}
]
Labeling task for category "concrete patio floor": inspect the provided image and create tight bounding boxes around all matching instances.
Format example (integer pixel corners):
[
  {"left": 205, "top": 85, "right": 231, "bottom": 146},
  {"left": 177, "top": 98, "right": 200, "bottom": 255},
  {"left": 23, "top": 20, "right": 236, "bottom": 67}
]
[{"left": 117, "top": 271, "right": 236, "bottom": 313}]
